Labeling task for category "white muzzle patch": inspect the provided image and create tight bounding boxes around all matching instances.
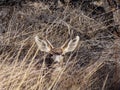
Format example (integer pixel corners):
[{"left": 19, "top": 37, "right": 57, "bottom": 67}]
[{"left": 52, "top": 55, "right": 63, "bottom": 62}]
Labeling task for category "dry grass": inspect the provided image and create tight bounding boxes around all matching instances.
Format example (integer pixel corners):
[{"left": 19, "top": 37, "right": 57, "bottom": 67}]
[{"left": 0, "top": 1, "right": 120, "bottom": 90}]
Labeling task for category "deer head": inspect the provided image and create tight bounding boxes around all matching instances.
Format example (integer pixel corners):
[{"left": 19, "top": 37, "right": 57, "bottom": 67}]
[{"left": 35, "top": 35, "right": 79, "bottom": 63}]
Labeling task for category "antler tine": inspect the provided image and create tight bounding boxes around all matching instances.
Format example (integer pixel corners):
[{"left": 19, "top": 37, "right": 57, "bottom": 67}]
[
  {"left": 61, "top": 39, "right": 70, "bottom": 49},
  {"left": 45, "top": 37, "right": 54, "bottom": 49},
  {"left": 61, "top": 30, "right": 72, "bottom": 49}
]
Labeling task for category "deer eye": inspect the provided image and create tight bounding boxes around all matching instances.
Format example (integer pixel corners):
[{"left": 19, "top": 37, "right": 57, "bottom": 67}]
[{"left": 46, "top": 54, "right": 53, "bottom": 58}]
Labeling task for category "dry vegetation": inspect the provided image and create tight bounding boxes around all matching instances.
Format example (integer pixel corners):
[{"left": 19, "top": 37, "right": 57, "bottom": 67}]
[{"left": 0, "top": 0, "right": 120, "bottom": 90}]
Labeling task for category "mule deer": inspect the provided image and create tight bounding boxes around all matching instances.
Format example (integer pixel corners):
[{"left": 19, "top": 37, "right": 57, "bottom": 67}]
[{"left": 35, "top": 35, "right": 79, "bottom": 65}]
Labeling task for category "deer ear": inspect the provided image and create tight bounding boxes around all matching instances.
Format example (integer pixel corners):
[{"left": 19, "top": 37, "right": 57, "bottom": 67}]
[
  {"left": 35, "top": 36, "right": 53, "bottom": 52},
  {"left": 61, "top": 36, "right": 79, "bottom": 54}
]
